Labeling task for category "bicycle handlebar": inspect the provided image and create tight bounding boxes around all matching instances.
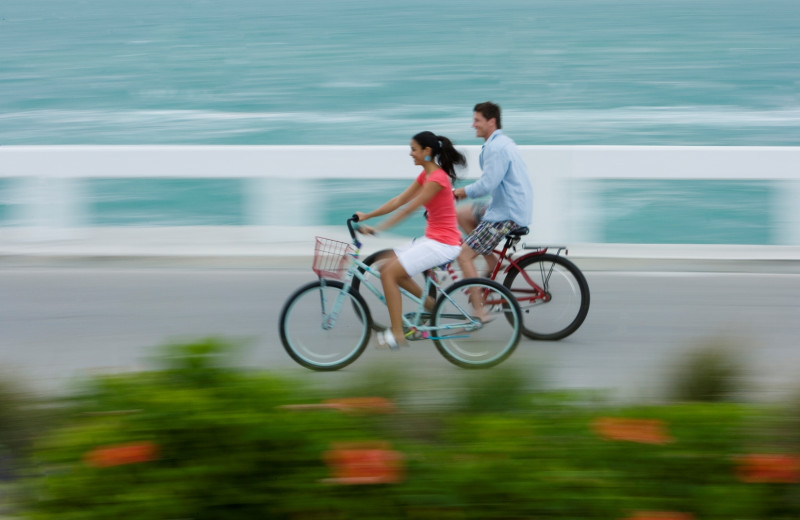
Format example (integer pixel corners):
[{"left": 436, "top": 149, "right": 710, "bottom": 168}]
[{"left": 347, "top": 215, "right": 361, "bottom": 248}]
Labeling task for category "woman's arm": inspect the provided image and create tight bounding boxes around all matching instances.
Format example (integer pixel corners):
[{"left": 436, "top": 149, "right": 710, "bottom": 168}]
[
  {"left": 356, "top": 180, "right": 421, "bottom": 223},
  {"left": 373, "top": 179, "right": 442, "bottom": 233}
]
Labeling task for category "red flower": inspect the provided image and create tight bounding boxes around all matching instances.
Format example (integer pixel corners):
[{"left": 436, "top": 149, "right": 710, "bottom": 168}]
[
  {"left": 84, "top": 441, "right": 159, "bottom": 468},
  {"left": 592, "top": 418, "right": 673, "bottom": 445},
  {"left": 323, "top": 441, "right": 404, "bottom": 484},
  {"left": 736, "top": 454, "right": 800, "bottom": 483},
  {"left": 623, "top": 513, "right": 694, "bottom": 520}
]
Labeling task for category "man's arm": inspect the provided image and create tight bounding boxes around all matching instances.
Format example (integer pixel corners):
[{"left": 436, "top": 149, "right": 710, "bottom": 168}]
[{"left": 464, "top": 146, "right": 508, "bottom": 199}]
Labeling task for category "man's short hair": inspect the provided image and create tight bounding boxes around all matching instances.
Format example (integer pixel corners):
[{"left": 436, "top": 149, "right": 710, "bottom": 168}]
[{"left": 473, "top": 101, "right": 502, "bottom": 129}]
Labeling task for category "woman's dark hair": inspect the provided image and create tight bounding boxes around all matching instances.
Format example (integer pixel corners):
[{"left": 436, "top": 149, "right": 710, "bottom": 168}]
[
  {"left": 473, "top": 101, "right": 502, "bottom": 129},
  {"left": 412, "top": 131, "right": 466, "bottom": 182}
]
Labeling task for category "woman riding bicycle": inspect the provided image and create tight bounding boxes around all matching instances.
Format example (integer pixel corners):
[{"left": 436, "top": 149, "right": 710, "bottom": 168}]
[{"left": 355, "top": 131, "right": 466, "bottom": 349}]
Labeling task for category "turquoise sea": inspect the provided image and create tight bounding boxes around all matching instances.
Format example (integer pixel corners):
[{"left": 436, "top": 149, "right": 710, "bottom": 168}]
[
  {"left": 2, "top": 0, "right": 799, "bottom": 146},
  {"left": 1, "top": 0, "right": 799, "bottom": 243}
]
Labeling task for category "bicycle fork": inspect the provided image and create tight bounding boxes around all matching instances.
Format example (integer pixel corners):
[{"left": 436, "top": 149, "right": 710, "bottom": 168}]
[{"left": 318, "top": 278, "right": 352, "bottom": 330}]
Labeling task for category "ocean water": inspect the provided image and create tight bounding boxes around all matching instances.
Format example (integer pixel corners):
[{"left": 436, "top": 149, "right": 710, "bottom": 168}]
[
  {"left": 1, "top": 0, "right": 798, "bottom": 244},
  {"left": 2, "top": 0, "right": 800, "bottom": 146}
]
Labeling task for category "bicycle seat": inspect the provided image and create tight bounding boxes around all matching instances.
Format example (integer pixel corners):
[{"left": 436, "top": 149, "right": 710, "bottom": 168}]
[{"left": 506, "top": 227, "right": 529, "bottom": 238}]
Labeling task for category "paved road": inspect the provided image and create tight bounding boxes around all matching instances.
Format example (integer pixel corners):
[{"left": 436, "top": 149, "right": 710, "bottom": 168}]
[{"left": 1, "top": 265, "right": 799, "bottom": 401}]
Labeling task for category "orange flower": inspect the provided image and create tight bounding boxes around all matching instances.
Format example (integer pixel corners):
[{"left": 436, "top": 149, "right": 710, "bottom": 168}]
[
  {"left": 623, "top": 512, "right": 694, "bottom": 520},
  {"left": 592, "top": 417, "right": 673, "bottom": 445},
  {"left": 281, "top": 397, "right": 395, "bottom": 414},
  {"left": 323, "top": 441, "right": 404, "bottom": 484},
  {"left": 736, "top": 454, "right": 800, "bottom": 483},
  {"left": 323, "top": 397, "right": 395, "bottom": 414},
  {"left": 84, "top": 441, "right": 159, "bottom": 468}
]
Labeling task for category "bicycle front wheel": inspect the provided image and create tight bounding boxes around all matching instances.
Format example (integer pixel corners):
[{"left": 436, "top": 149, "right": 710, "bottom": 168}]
[
  {"left": 279, "top": 280, "right": 372, "bottom": 371},
  {"left": 431, "top": 278, "right": 521, "bottom": 369},
  {"left": 503, "top": 253, "right": 590, "bottom": 341}
]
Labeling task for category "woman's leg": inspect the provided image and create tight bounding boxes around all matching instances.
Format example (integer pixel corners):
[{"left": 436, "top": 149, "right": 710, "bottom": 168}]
[
  {"left": 397, "top": 276, "right": 434, "bottom": 312},
  {"left": 380, "top": 258, "right": 410, "bottom": 344},
  {"left": 375, "top": 249, "right": 431, "bottom": 314}
]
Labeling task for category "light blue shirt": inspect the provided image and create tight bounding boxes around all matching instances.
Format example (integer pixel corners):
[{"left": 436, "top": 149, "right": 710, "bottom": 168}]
[{"left": 464, "top": 130, "right": 533, "bottom": 227}]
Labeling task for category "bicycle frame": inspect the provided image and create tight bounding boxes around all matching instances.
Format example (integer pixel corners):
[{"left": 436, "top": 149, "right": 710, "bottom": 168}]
[
  {"left": 319, "top": 219, "right": 484, "bottom": 340},
  {"left": 436, "top": 233, "right": 569, "bottom": 307}
]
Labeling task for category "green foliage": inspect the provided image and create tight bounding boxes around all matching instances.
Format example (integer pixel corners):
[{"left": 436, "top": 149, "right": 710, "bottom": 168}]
[
  {"left": 454, "top": 364, "right": 537, "bottom": 413},
  {"left": 11, "top": 338, "right": 800, "bottom": 519},
  {"left": 0, "top": 374, "right": 62, "bottom": 516},
  {"left": 23, "top": 339, "right": 368, "bottom": 520},
  {"left": 667, "top": 337, "right": 749, "bottom": 402},
  {"left": 0, "top": 378, "right": 30, "bottom": 473},
  {"left": 0, "top": 375, "right": 56, "bottom": 476}
]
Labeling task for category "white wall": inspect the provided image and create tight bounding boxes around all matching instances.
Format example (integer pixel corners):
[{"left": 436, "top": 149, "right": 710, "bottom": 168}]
[{"left": 1, "top": 145, "right": 799, "bottom": 245}]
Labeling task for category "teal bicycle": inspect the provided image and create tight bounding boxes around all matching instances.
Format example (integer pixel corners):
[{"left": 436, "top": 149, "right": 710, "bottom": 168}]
[{"left": 279, "top": 216, "right": 522, "bottom": 371}]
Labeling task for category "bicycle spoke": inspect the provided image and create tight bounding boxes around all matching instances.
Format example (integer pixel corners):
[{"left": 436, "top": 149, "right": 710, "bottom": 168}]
[
  {"left": 279, "top": 281, "right": 371, "bottom": 371},
  {"left": 432, "top": 279, "right": 521, "bottom": 368},
  {"left": 503, "top": 254, "right": 590, "bottom": 340}
]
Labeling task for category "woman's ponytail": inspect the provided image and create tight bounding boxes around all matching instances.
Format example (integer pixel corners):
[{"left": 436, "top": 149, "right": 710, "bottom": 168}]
[
  {"left": 412, "top": 131, "right": 466, "bottom": 182},
  {"left": 435, "top": 135, "right": 467, "bottom": 182}
]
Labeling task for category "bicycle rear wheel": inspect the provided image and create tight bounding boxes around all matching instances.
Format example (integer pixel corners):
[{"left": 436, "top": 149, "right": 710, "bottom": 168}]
[
  {"left": 351, "top": 248, "right": 435, "bottom": 331},
  {"left": 279, "top": 280, "right": 372, "bottom": 371},
  {"left": 502, "top": 253, "right": 590, "bottom": 341},
  {"left": 431, "top": 278, "right": 521, "bottom": 369}
]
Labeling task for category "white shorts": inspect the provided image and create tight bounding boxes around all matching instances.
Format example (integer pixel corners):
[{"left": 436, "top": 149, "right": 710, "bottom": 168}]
[{"left": 394, "top": 237, "right": 461, "bottom": 277}]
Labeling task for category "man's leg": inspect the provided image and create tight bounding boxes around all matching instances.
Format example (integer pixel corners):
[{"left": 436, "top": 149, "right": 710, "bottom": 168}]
[
  {"left": 482, "top": 252, "right": 499, "bottom": 279},
  {"left": 458, "top": 203, "right": 496, "bottom": 277},
  {"left": 457, "top": 203, "right": 478, "bottom": 235},
  {"left": 457, "top": 243, "right": 491, "bottom": 322},
  {"left": 457, "top": 243, "right": 480, "bottom": 279},
  {"left": 458, "top": 219, "right": 516, "bottom": 321}
]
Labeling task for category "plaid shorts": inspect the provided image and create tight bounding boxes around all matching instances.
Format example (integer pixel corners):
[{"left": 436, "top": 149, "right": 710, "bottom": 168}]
[{"left": 464, "top": 219, "right": 520, "bottom": 255}]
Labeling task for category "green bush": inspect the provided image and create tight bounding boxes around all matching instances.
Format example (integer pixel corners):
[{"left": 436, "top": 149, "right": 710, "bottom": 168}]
[
  {"left": 0, "top": 373, "right": 61, "bottom": 517},
  {"left": 454, "top": 364, "right": 537, "bottom": 414},
  {"left": 667, "top": 336, "right": 749, "bottom": 402},
  {"left": 15, "top": 338, "right": 800, "bottom": 519},
  {"left": 23, "top": 340, "right": 380, "bottom": 520},
  {"left": 0, "top": 374, "right": 57, "bottom": 478}
]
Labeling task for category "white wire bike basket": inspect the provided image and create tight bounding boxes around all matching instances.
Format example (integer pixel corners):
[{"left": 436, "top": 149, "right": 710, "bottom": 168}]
[{"left": 312, "top": 237, "right": 354, "bottom": 280}]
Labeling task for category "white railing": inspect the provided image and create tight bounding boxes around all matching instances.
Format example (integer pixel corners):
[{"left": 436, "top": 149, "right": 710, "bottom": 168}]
[{"left": 1, "top": 145, "right": 799, "bottom": 246}]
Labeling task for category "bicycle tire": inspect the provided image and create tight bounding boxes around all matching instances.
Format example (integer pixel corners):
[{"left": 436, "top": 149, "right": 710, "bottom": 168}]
[
  {"left": 431, "top": 278, "right": 521, "bottom": 369},
  {"left": 279, "top": 280, "right": 372, "bottom": 371},
  {"left": 502, "top": 253, "right": 590, "bottom": 341},
  {"left": 351, "top": 248, "right": 436, "bottom": 331}
]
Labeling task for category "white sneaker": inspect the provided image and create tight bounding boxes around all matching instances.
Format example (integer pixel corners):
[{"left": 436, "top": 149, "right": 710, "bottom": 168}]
[{"left": 375, "top": 330, "right": 402, "bottom": 350}]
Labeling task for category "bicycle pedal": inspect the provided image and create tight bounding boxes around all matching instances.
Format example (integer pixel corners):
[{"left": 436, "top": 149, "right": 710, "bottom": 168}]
[{"left": 404, "top": 329, "right": 427, "bottom": 341}]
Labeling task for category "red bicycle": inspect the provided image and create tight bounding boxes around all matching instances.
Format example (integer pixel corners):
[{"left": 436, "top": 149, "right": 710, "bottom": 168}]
[{"left": 352, "top": 227, "right": 590, "bottom": 341}]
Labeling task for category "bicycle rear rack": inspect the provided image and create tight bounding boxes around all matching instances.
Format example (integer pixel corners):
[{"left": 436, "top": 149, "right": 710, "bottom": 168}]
[{"left": 520, "top": 245, "right": 569, "bottom": 255}]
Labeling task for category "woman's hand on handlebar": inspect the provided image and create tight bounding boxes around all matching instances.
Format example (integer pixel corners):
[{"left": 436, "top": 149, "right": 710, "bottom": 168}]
[
  {"left": 353, "top": 211, "right": 377, "bottom": 234},
  {"left": 353, "top": 211, "right": 376, "bottom": 235}
]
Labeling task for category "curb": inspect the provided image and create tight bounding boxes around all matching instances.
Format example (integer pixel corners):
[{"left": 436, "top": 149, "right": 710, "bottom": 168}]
[{"left": 2, "top": 253, "right": 799, "bottom": 274}]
